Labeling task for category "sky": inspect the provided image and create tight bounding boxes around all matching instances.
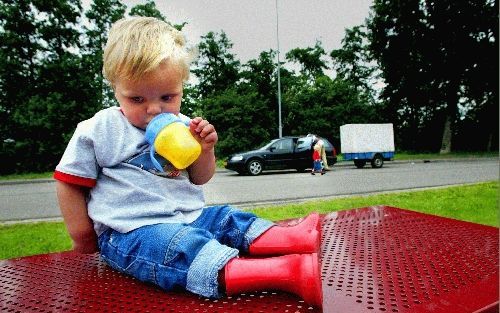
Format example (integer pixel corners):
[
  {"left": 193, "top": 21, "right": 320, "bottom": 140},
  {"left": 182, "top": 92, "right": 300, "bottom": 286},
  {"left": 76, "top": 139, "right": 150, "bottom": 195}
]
[{"left": 113, "top": 0, "right": 374, "bottom": 63}]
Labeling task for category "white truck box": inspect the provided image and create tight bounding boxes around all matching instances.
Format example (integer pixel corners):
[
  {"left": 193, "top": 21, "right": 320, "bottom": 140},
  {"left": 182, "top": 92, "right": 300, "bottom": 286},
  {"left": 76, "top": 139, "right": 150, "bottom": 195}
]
[
  {"left": 340, "top": 124, "right": 394, "bottom": 153},
  {"left": 340, "top": 123, "right": 395, "bottom": 168}
]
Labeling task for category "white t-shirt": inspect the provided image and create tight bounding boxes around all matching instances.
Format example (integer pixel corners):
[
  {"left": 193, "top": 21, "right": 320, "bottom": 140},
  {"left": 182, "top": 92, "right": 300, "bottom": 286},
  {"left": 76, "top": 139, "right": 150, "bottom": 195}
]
[{"left": 55, "top": 107, "right": 204, "bottom": 235}]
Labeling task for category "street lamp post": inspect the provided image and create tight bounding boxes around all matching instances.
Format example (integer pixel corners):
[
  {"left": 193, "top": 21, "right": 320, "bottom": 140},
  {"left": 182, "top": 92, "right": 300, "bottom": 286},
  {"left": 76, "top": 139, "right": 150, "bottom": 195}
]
[{"left": 275, "top": 0, "right": 282, "bottom": 138}]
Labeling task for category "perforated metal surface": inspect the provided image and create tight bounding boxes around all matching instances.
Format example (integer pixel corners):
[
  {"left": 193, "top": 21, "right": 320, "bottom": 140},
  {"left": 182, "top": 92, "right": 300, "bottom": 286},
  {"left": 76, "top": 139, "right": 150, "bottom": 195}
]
[
  {"left": 1, "top": 206, "right": 498, "bottom": 313},
  {"left": 321, "top": 206, "right": 499, "bottom": 313},
  {"left": 0, "top": 252, "right": 316, "bottom": 313}
]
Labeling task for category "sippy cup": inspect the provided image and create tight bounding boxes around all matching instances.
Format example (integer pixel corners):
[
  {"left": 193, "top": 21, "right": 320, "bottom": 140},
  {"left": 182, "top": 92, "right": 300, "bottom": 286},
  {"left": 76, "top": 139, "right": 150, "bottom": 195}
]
[{"left": 145, "top": 113, "right": 201, "bottom": 171}]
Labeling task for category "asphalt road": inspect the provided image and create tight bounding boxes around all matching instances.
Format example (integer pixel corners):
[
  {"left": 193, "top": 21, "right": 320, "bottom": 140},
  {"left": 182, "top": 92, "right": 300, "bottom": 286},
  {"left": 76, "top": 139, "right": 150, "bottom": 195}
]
[{"left": 0, "top": 158, "right": 498, "bottom": 222}]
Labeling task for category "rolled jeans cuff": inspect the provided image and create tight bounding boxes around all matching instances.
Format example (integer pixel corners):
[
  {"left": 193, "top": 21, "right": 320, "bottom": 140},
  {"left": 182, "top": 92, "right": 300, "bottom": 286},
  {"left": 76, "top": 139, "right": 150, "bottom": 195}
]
[
  {"left": 244, "top": 217, "right": 275, "bottom": 250},
  {"left": 186, "top": 239, "right": 239, "bottom": 298}
]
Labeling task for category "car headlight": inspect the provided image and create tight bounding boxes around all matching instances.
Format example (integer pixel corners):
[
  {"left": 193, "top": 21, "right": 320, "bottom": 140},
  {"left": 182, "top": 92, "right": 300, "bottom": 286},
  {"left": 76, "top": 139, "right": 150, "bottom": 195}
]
[{"left": 230, "top": 155, "right": 244, "bottom": 161}]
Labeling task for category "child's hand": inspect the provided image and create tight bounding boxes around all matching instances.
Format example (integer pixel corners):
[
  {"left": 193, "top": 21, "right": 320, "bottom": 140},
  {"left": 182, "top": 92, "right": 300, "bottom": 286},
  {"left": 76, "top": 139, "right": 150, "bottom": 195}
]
[
  {"left": 187, "top": 117, "right": 217, "bottom": 184},
  {"left": 189, "top": 117, "right": 218, "bottom": 151}
]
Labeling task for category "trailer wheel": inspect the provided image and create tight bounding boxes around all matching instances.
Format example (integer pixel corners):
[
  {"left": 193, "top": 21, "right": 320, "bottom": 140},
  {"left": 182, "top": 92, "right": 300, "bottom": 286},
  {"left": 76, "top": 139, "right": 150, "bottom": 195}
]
[
  {"left": 354, "top": 160, "right": 366, "bottom": 168},
  {"left": 371, "top": 154, "right": 384, "bottom": 168}
]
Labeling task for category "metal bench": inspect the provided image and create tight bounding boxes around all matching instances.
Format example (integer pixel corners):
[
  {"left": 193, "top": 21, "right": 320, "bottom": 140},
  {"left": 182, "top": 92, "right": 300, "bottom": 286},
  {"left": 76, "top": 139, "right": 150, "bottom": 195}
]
[{"left": 1, "top": 206, "right": 498, "bottom": 313}]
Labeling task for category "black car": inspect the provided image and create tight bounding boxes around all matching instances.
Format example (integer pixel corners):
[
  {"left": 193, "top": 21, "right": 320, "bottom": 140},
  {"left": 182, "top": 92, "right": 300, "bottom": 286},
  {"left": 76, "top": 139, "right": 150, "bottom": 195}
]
[{"left": 224, "top": 136, "right": 337, "bottom": 175}]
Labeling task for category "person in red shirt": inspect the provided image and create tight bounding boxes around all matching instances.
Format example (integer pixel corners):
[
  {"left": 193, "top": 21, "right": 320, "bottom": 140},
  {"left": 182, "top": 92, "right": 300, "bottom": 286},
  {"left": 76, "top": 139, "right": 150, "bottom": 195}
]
[{"left": 311, "top": 143, "right": 324, "bottom": 175}]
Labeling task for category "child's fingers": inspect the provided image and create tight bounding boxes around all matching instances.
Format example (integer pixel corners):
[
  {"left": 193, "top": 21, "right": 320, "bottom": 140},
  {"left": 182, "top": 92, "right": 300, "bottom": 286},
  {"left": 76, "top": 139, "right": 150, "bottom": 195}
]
[
  {"left": 189, "top": 117, "right": 202, "bottom": 131},
  {"left": 202, "top": 131, "right": 218, "bottom": 144},
  {"left": 198, "top": 122, "right": 215, "bottom": 137}
]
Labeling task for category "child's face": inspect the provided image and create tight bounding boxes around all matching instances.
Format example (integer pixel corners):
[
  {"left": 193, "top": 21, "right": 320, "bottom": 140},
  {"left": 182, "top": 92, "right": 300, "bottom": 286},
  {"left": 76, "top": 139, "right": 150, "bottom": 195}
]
[{"left": 114, "top": 61, "right": 184, "bottom": 129}]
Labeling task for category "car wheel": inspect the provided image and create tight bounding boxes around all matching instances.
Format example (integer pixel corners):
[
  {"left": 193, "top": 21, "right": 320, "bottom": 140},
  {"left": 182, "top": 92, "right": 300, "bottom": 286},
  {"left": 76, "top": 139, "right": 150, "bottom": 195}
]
[
  {"left": 371, "top": 154, "right": 384, "bottom": 168},
  {"left": 247, "top": 159, "right": 263, "bottom": 175},
  {"left": 354, "top": 160, "right": 366, "bottom": 168}
]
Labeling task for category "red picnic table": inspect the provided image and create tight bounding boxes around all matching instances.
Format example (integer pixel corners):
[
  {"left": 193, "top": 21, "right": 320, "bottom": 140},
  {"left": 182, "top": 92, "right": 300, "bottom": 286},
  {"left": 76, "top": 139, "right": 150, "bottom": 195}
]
[{"left": 1, "top": 206, "right": 498, "bottom": 313}]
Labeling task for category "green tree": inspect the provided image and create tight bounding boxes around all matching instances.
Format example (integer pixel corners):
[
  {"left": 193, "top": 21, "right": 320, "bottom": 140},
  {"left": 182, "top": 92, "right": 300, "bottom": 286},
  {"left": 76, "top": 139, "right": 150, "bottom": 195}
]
[
  {"left": 199, "top": 88, "right": 271, "bottom": 158},
  {"left": 240, "top": 50, "right": 276, "bottom": 103},
  {"left": 84, "top": 0, "right": 125, "bottom": 109},
  {"left": 239, "top": 50, "right": 279, "bottom": 138},
  {"left": 192, "top": 31, "right": 240, "bottom": 99},
  {"left": 368, "top": 0, "right": 498, "bottom": 152},
  {"left": 368, "top": 0, "right": 435, "bottom": 150},
  {"left": 128, "top": 0, "right": 186, "bottom": 30},
  {"left": 0, "top": 0, "right": 39, "bottom": 172},
  {"left": 285, "top": 41, "right": 328, "bottom": 80},
  {"left": 0, "top": 0, "right": 86, "bottom": 173},
  {"left": 129, "top": 0, "right": 165, "bottom": 20},
  {"left": 0, "top": 0, "right": 38, "bottom": 146},
  {"left": 281, "top": 38, "right": 383, "bottom": 145},
  {"left": 283, "top": 75, "right": 382, "bottom": 147},
  {"left": 330, "top": 25, "right": 380, "bottom": 105}
]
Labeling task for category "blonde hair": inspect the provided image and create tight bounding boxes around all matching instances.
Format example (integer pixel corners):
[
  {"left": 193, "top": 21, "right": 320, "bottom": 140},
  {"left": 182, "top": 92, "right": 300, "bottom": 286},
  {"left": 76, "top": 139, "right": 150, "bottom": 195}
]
[{"left": 103, "top": 17, "right": 194, "bottom": 83}]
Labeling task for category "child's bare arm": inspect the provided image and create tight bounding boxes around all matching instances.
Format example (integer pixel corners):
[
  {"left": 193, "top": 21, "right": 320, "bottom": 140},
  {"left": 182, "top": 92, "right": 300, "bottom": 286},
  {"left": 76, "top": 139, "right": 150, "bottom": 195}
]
[
  {"left": 56, "top": 181, "right": 98, "bottom": 253},
  {"left": 187, "top": 117, "right": 217, "bottom": 185},
  {"left": 189, "top": 147, "right": 216, "bottom": 185}
]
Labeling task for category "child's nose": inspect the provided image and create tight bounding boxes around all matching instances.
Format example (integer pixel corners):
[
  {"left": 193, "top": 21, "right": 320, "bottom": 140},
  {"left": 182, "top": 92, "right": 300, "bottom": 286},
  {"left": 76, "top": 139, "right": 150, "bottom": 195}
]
[{"left": 147, "top": 102, "right": 162, "bottom": 115}]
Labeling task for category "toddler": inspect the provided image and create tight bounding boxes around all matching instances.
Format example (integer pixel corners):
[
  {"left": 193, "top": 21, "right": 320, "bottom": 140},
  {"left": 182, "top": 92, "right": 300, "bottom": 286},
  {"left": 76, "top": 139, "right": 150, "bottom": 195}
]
[{"left": 54, "top": 17, "right": 322, "bottom": 307}]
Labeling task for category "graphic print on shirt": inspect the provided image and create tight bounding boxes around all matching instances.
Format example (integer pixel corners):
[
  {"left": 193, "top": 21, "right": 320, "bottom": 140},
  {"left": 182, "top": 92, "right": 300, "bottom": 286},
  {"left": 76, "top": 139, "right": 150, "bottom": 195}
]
[{"left": 126, "top": 151, "right": 182, "bottom": 178}]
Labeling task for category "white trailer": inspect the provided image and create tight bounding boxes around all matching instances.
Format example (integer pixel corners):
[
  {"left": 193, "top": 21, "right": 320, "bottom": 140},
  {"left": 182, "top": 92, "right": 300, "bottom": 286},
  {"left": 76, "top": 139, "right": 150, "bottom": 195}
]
[{"left": 340, "top": 123, "right": 395, "bottom": 168}]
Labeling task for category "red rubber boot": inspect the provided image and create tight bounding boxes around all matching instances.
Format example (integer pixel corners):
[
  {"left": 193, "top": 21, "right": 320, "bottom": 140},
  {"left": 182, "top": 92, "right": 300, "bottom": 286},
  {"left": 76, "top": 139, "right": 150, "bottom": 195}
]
[
  {"left": 249, "top": 212, "right": 321, "bottom": 255},
  {"left": 224, "top": 253, "right": 322, "bottom": 308}
]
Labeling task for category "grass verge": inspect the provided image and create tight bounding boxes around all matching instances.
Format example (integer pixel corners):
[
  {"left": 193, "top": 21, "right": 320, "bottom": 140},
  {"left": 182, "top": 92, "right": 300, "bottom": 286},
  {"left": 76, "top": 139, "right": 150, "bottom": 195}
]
[
  {"left": 0, "top": 171, "right": 54, "bottom": 181},
  {"left": 0, "top": 222, "right": 71, "bottom": 260},
  {"left": 251, "top": 181, "right": 498, "bottom": 227},
  {"left": 394, "top": 151, "right": 498, "bottom": 161},
  {"left": 0, "top": 181, "right": 497, "bottom": 260}
]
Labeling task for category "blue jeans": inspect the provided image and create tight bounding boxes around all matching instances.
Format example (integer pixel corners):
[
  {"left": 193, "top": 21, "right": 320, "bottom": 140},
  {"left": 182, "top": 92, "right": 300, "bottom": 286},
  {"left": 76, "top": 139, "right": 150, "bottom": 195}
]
[
  {"left": 313, "top": 160, "right": 322, "bottom": 171},
  {"left": 98, "top": 205, "right": 273, "bottom": 298}
]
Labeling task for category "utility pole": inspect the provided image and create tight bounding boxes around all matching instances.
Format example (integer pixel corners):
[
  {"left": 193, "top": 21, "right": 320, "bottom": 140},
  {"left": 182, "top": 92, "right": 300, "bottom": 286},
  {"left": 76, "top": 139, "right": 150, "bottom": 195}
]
[{"left": 275, "top": 0, "right": 282, "bottom": 138}]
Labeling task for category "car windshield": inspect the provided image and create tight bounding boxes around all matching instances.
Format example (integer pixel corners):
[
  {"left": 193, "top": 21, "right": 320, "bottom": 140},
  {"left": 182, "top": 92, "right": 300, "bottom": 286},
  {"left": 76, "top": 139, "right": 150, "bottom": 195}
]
[{"left": 258, "top": 139, "right": 279, "bottom": 150}]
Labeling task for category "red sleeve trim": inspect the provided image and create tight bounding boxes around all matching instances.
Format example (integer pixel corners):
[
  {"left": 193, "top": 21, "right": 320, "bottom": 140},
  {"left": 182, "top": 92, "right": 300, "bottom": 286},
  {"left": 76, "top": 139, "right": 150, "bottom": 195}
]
[{"left": 53, "top": 171, "right": 96, "bottom": 188}]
